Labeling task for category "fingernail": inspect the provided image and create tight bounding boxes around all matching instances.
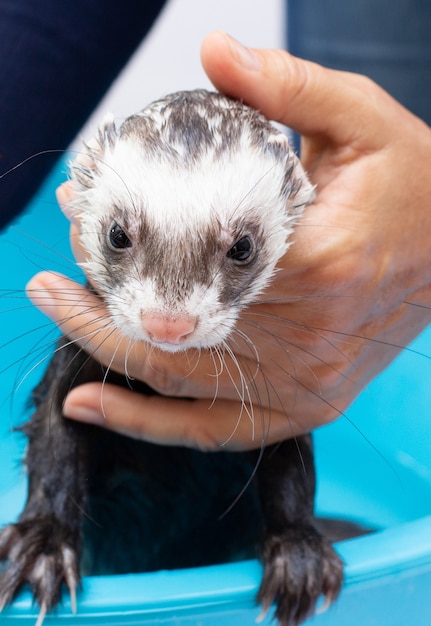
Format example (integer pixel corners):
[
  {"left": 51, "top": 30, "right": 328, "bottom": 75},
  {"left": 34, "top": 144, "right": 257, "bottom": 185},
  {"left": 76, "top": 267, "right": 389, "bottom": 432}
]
[
  {"left": 63, "top": 400, "right": 105, "bottom": 425},
  {"left": 26, "top": 274, "right": 58, "bottom": 318},
  {"left": 56, "top": 182, "right": 79, "bottom": 223},
  {"left": 223, "top": 32, "right": 261, "bottom": 71}
]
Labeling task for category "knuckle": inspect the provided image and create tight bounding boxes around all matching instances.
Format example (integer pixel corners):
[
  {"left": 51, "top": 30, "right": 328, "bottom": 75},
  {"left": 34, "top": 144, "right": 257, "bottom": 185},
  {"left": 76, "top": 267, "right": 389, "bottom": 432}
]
[
  {"left": 182, "top": 421, "right": 220, "bottom": 452},
  {"left": 143, "top": 362, "right": 189, "bottom": 397},
  {"left": 277, "top": 53, "right": 312, "bottom": 119},
  {"left": 350, "top": 73, "right": 381, "bottom": 98}
]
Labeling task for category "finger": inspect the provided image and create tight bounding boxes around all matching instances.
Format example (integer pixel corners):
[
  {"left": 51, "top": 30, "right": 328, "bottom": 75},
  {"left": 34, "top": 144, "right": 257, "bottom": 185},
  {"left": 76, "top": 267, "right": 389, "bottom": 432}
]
[
  {"left": 25, "top": 271, "right": 253, "bottom": 399},
  {"left": 63, "top": 382, "right": 302, "bottom": 450},
  {"left": 56, "top": 182, "right": 77, "bottom": 223},
  {"left": 26, "top": 271, "right": 124, "bottom": 366},
  {"left": 201, "top": 31, "right": 400, "bottom": 148},
  {"left": 56, "top": 183, "right": 89, "bottom": 265},
  {"left": 26, "top": 270, "right": 193, "bottom": 388}
]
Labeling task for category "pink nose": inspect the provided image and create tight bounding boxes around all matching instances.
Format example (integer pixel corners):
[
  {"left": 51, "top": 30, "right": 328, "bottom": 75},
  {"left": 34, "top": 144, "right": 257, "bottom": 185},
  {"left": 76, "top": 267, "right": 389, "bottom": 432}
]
[{"left": 142, "top": 315, "right": 196, "bottom": 345}]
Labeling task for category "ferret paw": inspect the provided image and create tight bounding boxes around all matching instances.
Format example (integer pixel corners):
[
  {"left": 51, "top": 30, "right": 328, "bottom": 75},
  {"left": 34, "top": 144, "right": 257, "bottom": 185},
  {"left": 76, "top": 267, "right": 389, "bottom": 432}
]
[
  {"left": 257, "top": 525, "right": 343, "bottom": 626},
  {"left": 0, "top": 518, "right": 80, "bottom": 619}
]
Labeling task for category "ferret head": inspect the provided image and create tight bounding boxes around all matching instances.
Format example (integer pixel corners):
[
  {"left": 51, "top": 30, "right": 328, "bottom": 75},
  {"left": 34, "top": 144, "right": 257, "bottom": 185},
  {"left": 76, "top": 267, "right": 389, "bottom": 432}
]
[{"left": 69, "top": 90, "right": 314, "bottom": 352}]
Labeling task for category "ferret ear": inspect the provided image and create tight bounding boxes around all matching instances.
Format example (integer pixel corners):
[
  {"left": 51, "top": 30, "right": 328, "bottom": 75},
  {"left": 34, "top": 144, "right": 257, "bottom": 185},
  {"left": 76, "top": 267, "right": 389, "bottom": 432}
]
[
  {"left": 96, "top": 112, "right": 117, "bottom": 153},
  {"left": 266, "top": 131, "right": 315, "bottom": 212},
  {"left": 269, "top": 135, "right": 315, "bottom": 212},
  {"left": 69, "top": 112, "right": 117, "bottom": 190},
  {"left": 282, "top": 152, "right": 316, "bottom": 213}
]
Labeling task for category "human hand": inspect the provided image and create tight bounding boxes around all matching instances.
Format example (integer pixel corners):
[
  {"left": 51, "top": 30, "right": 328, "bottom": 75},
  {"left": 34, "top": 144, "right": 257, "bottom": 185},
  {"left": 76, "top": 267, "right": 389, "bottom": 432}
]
[{"left": 27, "top": 31, "right": 431, "bottom": 450}]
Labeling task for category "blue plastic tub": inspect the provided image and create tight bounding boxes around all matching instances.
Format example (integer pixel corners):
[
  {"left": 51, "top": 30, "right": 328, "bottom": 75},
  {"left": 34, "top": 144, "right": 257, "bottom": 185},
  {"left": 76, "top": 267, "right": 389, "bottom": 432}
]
[{"left": 1, "top": 161, "right": 431, "bottom": 624}]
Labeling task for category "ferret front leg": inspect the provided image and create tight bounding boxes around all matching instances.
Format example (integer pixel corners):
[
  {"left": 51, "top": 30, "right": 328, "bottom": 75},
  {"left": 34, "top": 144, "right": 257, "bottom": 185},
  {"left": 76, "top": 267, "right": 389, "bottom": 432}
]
[
  {"left": 0, "top": 338, "right": 96, "bottom": 619},
  {"left": 255, "top": 435, "right": 343, "bottom": 626}
]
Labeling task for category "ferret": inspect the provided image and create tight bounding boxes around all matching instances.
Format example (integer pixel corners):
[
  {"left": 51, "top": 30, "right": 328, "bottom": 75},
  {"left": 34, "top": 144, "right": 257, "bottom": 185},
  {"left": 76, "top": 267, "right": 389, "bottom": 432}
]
[{"left": 0, "top": 90, "right": 343, "bottom": 626}]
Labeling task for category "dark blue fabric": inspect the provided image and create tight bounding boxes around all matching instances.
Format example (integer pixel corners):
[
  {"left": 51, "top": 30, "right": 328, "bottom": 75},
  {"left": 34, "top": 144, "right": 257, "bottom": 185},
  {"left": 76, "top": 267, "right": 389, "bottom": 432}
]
[
  {"left": 287, "top": 0, "right": 431, "bottom": 125},
  {"left": 0, "top": 0, "right": 166, "bottom": 229}
]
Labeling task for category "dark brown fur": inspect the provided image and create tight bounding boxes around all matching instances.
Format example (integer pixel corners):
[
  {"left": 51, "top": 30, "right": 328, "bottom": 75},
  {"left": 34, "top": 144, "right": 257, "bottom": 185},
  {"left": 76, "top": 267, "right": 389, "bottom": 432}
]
[{"left": 0, "top": 330, "right": 343, "bottom": 625}]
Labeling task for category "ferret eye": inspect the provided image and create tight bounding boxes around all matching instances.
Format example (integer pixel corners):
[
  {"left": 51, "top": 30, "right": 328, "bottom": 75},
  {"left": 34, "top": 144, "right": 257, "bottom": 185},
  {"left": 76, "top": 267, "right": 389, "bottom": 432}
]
[
  {"left": 227, "top": 236, "right": 254, "bottom": 262},
  {"left": 109, "top": 223, "right": 132, "bottom": 249}
]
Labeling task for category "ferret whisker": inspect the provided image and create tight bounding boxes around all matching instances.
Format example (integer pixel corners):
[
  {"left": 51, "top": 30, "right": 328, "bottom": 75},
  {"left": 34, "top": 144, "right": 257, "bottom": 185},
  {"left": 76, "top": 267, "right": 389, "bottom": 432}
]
[
  {"left": 212, "top": 343, "right": 224, "bottom": 385},
  {"left": 13, "top": 317, "right": 114, "bottom": 401},
  {"left": 402, "top": 298, "right": 431, "bottom": 311},
  {"left": 1, "top": 323, "right": 97, "bottom": 417},
  {"left": 118, "top": 242, "right": 144, "bottom": 286},
  {"left": 207, "top": 345, "right": 224, "bottom": 409},
  {"left": 293, "top": 220, "right": 361, "bottom": 234},
  {"left": 25, "top": 279, "right": 107, "bottom": 301},
  {"left": 230, "top": 327, "right": 261, "bottom": 379},
  {"left": 217, "top": 341, "right": 256, "bottom": 446},
  {"left": 230, "top": 164, "right": 279, "bottom": 220},
  {"left": 56, "top": 326, "right": 121, "bottom": 421},
  {"left": 204, "top": 318, "right": 261, "bottom": 414},
  {"left": 0, "top": 148, "right": 136, "bottom": 215},
  {"left": 240, "top": 319, "right": 353, "bottom": 422},
  {"left": 218, "top": 355, "right": 273, "bottom": 518},
  {"left": 204, "top": 346, "right": 223, "bottom": 410},
  {"left": 123, "top": 339, "right": 137, "bottom": 386},
  {"left": 258, "top": 350, "right": 399, "bottom": 479},
  {"left": 0, "top": 284, "right": 96, "bottom": 298},
  {"left": 207, "top": 344, "right": 225, "bottom": 378},
  {"left": 10, "top": 337, "right": 58, "bottom": 393},
  {"left": 50, "top": 309, "right": 114, "bottom": 350},
  {"left": 257, "top": 295, "right": 431, "bottom": 360},
  {"left": 225, "top": 339, "right": 257, "bottom": 418},
  {"left": 79, "top": 153, "right": 142, "bottom": 220},
  {"left": 242, "top": 311, "right": 373, "bottom": 393},
  {"left": 245, "top": 308, "right": 358, "bottom": 359},
  {"left": 99, "top": 336, "right": 124, "bottom": 420},
  {"left": 167, "top": 346, "right": 203, "bottom": 381},
  {"left": 239, "top": 318, "right": 326, "bottom": 395},
  {"left": 1, "top": 296, "right": 108, "bottom": 407},
  {"left": 8, "top": 228, "right": 78, "bottom": 275},
  {"left": 231, "top": 321, "right": 365, "bottom": 457},
  {"left": 141, "top": 342, "right": 160, "bottom": 376},
  {"left": 0, "top": 149, "right": 68, "bottom": 180},
  {"left": 2, "top": 327, "right": 61, "bottom": 422},
  {"left": 228, "top": 328, "right": 276, "bottom": 439},
  {"left": 0, "top": 289, "right": 103, "bottom": 328},
  {"left": 0, "top": 316, "right": 62, "bottom": 356}
]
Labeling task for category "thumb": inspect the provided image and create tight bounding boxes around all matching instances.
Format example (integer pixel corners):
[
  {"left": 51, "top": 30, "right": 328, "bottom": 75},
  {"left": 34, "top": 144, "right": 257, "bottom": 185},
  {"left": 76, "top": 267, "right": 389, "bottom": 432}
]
[{"left": 201, "top": 31, "right": 398, "bottom": 150}]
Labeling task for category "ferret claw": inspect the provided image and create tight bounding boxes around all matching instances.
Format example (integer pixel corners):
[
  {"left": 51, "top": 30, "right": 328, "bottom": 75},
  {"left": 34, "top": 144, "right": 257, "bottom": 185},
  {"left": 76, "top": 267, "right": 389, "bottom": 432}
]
[
  {"left": 0, "top": 519, "right": 80, "bottom": 619},
  {"left": 34, "top": 602, "right": 47, "bottom": 626},
  {"left": 0, "top": 593, "right": 8, "bottom": 614},
  {"left": 68, "top": 579, "right": 77, "bottom": 615},
  {"left": 63, "top": 545, "right": 78, "bottom": 613},
  {"left": 255, "top": 605, "right": 270, "bottom": 624},
  {"left": 257, "top": 525, "right": 343, "bottom": 626}
]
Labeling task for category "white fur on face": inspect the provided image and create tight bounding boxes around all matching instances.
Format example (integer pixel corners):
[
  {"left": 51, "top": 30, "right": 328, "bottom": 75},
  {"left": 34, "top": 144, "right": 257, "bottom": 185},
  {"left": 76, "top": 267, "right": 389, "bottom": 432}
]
[
  {"left": 70, "top": 91, "right": 314, "bottom": 351},
  {"left": 106, "top": 276, "right": 238, "bottom": 352}
]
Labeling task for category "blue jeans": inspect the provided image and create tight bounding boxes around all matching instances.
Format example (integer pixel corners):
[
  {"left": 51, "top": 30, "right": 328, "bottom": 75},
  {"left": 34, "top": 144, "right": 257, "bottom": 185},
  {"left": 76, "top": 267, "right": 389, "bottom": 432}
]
[{"left": 287, "top": 0, "right": 431, "bottom": 125}]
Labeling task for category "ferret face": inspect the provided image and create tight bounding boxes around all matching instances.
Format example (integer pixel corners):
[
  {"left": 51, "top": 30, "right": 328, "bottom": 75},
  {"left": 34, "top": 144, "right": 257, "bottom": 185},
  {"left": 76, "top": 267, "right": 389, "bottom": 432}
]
[{"left": 70, "top": 90, "right": 314, "bottom": 352}]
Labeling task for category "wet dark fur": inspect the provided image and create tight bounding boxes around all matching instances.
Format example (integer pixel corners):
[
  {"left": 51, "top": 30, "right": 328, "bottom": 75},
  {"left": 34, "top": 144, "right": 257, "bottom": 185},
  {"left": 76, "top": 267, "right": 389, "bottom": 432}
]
[
  {"left": 0, "top": 330, "right": 343, "bottom": 625},
  {"left": 22, "top": 336, "right": 263, "bottom": 577}
]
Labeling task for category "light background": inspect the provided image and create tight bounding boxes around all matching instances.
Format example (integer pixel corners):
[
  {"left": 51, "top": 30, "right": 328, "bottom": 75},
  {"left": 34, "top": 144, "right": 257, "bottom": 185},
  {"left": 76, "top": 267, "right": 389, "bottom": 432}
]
[{"left": 75, "top": 0, "right": 284, "bottom": 143}]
